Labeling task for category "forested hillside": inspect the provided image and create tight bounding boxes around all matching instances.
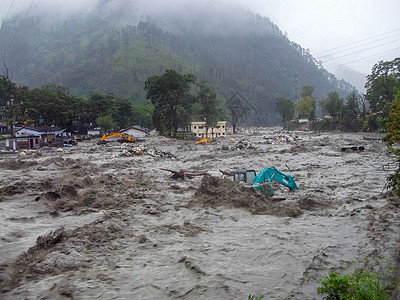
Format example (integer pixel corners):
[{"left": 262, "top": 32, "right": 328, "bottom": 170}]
[{"left": 0, "top": 1, "right": 355, "bottom": 125}]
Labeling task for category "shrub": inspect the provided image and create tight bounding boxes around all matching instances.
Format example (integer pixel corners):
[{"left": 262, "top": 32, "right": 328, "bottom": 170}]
[
  {"left": 248, "top": 295, "right": 264, "bottom": 300},
  {"left": 317, "top": 261, "right": 398, "bottom": 300}
]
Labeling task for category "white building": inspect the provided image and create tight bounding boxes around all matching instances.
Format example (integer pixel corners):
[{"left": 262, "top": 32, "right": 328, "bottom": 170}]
[
  {"left": 190, "top": 121, "right": 227, "bottom": 138},
  {"left": 120, "top": 125, "right": 149, "bottom": 138}
]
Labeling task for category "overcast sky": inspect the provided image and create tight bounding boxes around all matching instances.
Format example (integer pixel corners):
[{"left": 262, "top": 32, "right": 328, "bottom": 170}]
[{"left": 1, "top": 0, "right": 399, "bottom": 89}]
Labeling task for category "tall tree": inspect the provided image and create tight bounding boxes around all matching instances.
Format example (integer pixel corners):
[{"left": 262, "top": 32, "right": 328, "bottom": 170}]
[
  {"left": 383, "top": 90, "right": 400, "bottom": 195},
  {"left": 297, "top": 96, "right": 314, "bottom": 118},
  {"left": 95, "top": 115, "right": 114, "bottom": 133},
  {"left": 0, "top": 74, "right": 18, "bottom": 130},
  {"left": 275, "top": 97, "right": 295, "bottom": 123},
  {"left": 195, "top": 80, "right": 221, "bottom": 137},
  {"left": 88, "top": 93, "right": 114, "bottom": 122},
  {"left": 112, "top": 97, "right": 133, "bottom": 130},
  {"left": 226, "top": 93, "right": 248, "bottom": 134},
  {"left": 365, "top": 58, "right": 400, "bottom": 114},
  {"left": 301, "top": 85, "right": 314, "bottom": 98},
  {"left": 131, "top": 105, "right": 154, "bottom": 129},
  {"left": 319, "top": 92, "right": 344, "bottom": 119},
  {"left": 341, "top": 91, "right": 363, "bottom": 131},
  {"left": 144, "top": 69, "right": 196, "bottom": 136}
]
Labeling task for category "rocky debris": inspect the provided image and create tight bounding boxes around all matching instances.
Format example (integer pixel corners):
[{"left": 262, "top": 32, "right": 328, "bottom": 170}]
[
  {"left": 122, "top": 146, "right": 177, "bottom": 159},
  {"left": 222, "top": 140, "right": 257, "bottom": 151},
  {"left": 233, "top": 140, "right": 257, "bottom": 150},
  {"left": 263, "top": 133, "right": 300, "bottom": 144},
  {"left": 17, "top": 149, "right": 43, "bottom": 157},
  {"left": 193, "top": 175, "right": 302, "bottom": 217},
  {"left": 340, "top": 146, "right": 365, "bottom": 152},
  {"left": 160, "top": 168, "right": 208, "bottom": 180}
]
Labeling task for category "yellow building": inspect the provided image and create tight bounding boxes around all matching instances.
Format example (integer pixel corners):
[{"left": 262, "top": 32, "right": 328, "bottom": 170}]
[{"left": 190, "top": 121, "right": 227, "bottom": 138}]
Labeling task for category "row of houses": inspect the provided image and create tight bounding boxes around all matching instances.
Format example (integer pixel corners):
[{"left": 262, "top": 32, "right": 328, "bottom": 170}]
[
  {"left": 5, "top": 127, "right": 77, "bottom": 150},
  {"left": 1, "top": 121, "right": 227, "bottom": 150}
]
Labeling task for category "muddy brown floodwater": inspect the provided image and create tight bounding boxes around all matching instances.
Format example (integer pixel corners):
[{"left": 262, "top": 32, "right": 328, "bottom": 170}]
[{"left": 0, "top": 128, "right": 399, "bottom": 299}]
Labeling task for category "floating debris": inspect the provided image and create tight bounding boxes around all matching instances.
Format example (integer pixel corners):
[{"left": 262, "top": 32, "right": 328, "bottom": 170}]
[
  {"left": 263, "top": 133, "right": 300, "bottom": 144},
  {"left": 232, "top": 140, "right": 257, "bottom": 150},
  {"left": 122, "top": 146, "right": 177, "bottom": 159}
]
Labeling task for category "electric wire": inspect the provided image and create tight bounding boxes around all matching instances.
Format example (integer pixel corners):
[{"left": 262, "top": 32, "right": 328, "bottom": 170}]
[
  {"left": 325, "top": 46, "right": 400, "bottom": 70},
  {"left": 0, "top": 0, "right": 15, "bottom": 34},
  {"left": 320, "top": 39, "right": 400, "bottom": 63},
  {"left": 315, "top": 33, "right": 400, "bottom": 60},
  {"left": 8, "top": 0, "right": 35, "bottom": 46},
  {"left": 2, "top": 0, "right": 35, "bottom": 63},
  {"left": 313, "top": 28, "right": 400, "bottom": 56}
]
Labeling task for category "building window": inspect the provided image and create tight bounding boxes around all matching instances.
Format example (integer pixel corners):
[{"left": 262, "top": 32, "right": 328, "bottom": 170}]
[
  {"left": 199, "top": 126, "right": 203, "bottom": 129},
  {"left": 216, "top": 125, "right": 220, "bottom": 128},
  {"left": 222, "top": 125, "right": 225, "bottom": 128},
  {"left": 193, "top": 126, "right": 197, "bottom": 129}
]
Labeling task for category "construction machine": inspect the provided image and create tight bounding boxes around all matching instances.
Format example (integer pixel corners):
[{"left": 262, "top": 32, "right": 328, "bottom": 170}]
[
  {"left": 233, "top": 169, "right": 257, "bottom": 183},
  {"left": 196, "top": 137, "right": 212, "bottom": 144},
  {"left": 232, "top": 167, "right": 298, "bottom": 196},
  {"left": 252, "top": 167, "right": 298, "bottom": 191},
  {"left": 97, "top": 133, "right": 137, "bottom": 145}
]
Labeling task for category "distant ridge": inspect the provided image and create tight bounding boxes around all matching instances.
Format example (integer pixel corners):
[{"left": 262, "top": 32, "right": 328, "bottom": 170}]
[{"left": 0, "top": 0, "right": 355, "bottom": 125}]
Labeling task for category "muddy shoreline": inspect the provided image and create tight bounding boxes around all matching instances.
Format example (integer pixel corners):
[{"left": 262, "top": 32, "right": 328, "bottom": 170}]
[{"left": 0, "top": 128, "right": 399, "bottom": 299}]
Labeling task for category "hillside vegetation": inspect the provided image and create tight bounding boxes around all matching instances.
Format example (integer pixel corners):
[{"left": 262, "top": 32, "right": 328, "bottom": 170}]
[{"left": 0, "top": 1, "right": 355, "bottom": 125}]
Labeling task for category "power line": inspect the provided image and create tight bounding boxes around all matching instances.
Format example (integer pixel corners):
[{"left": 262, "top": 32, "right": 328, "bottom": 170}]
[
  {"left": 320, "top": 39, "right": 400, "bottom": 63},
  {"left": 325, "top": 46, "right": 400, "bottom": 70},
  {"left": 2, "top": 0, "right": 35, "bottom": 63},
  {"left": 0, "top": 0, "right": 15, "bottom": 34},
  {"left": 315, "top": 33, "right": 400, "bottom": 60},
  {"left": 9, "top": 0, "right": 35, "bottom": 44},
  {"left": 313, "top": 28, "right": 400, "bottom": 56}
]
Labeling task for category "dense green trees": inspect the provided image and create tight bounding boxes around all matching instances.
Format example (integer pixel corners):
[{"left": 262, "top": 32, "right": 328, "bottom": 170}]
[
  {"left": 275, "top": 98, "right": 295, "bottom": 123},
  {"left": 194, "top": 81, "right": 224, "bottom": 137},
  {"left": 297, "top": 96, "right": 315, "bottom": 119},
  {"left": 364, "top": 58, "right": 400, "bottom": 132},
  {"left": 383, "top": 91, "right": 400, "bottom": 195},
  {"left": 319, "top": 92, "right": 344, "bottom": 119},
  {"left": 131, "top": 105, "right": 154, "bottom": 129},
  {"left": 0, "top": 75, "right": 154, "bottom": 133},
  {"left": 315, "top": 91, "right": 365, "bottom": 131},
  {"left": 144, "top": 70, "right": 197, "bottom": 136},
  {"left": 365, "top": 58, "right": 400, "bottom": 114},
  {"left": 310, "top": 58, "right": 399, "bottom": 133},
  {"left": 144, "top": 70, "right": 225, "bottom": 137},
  {"left": 1, "top": 69, "right": 225, "bottom": 137},
  {"left": 295, "top": 85, "right": 316, "bottom": 120}
]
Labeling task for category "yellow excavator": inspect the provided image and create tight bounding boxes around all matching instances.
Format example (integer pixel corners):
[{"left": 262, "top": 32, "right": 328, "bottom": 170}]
[
  {"left": 195, "top": 137, "right": 212, "bottom": 144},
  {"left": 97, "top": 133, "right": 137, "bottom": 145}
]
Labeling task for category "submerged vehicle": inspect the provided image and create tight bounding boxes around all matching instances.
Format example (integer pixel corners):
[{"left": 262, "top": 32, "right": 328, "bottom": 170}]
[
  {"left": 233, "top": 169, "right": 257, "bottom": 183},
  {"left": 233, "top": 167, "right": 298, "bottom": 196},
  {"left": 252, "top": 167, "right": 298, "bottom": 190}
]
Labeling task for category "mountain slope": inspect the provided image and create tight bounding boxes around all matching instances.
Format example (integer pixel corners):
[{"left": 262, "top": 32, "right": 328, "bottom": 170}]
[{"left": 0, "top": 1, "right": 355, "bottom": 125}]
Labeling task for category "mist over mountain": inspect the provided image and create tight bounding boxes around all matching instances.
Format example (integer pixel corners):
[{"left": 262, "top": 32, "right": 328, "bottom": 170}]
[{"left": 0, "top": 0, "right": 356, "bottom": 125}]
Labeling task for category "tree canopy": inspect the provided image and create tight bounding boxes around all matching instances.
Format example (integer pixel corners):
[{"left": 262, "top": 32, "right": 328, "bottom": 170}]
[
  {"left": 365, "top": 58, "right": 400, "bottom": 114},
  {"left": 319, "top": 92, "right": 344, "bottom": 119},
  {"left": 0, "top": 76, "right": 154, "bottom": 133},
  {"left": 297, "top": 96, "right": 314, "bottom": 118},
  {"left": 144, "top": 69, "right": 196, "bottom": 136},
  {"left": 275, "top": 98, "right": 295, "bottom": 123}
]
